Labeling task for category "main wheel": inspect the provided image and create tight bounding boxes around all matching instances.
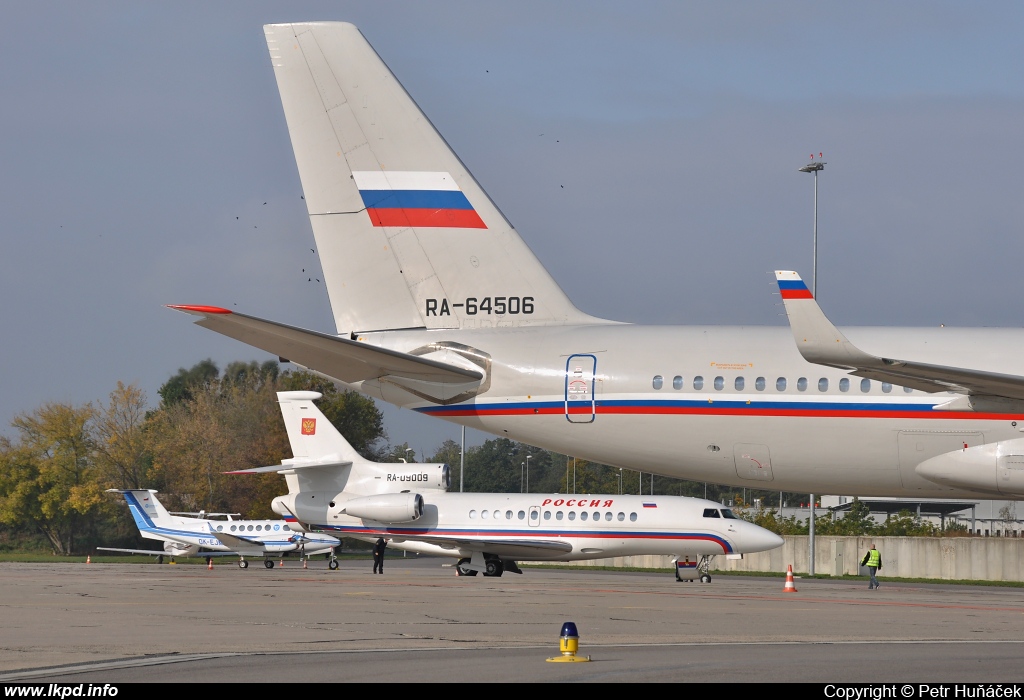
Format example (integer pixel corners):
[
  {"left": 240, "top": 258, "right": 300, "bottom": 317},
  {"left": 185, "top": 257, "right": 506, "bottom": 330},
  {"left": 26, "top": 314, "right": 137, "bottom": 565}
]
[
  {"left": 328, "top": 559, "right": 339, "bottom": 571},
  {"left": 456, "top": 558, "right": 477, "bottom": 576},
  {"left": 700, "top": 574, "right": 711, "bottom": 583},
  {"left": 484, "top": 560, "right": 504, "bottom": 577},
  {"left": 238, "top": 560, "right": 248, "bottom": 569},
  {"left": 264, "top": 559, "right": 275, "bottom": 569}
]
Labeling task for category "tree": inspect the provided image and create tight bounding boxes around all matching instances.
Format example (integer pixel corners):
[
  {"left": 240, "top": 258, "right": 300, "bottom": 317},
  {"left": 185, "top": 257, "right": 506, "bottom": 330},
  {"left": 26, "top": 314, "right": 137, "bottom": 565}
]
[
  {"left": 0, "top": 403, "right": 112, "bottom": 554},
  {"left": 157, "top": 359, "right": 219, "bottom": 407},
  {"left": 94, "top": 382, "right": 151, "bottom": 490}
]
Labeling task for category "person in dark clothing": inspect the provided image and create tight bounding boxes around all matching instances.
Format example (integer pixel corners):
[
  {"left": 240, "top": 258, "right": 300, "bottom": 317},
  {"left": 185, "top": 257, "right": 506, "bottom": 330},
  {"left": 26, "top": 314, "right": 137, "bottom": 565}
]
[{"left": 373, "top": 537, "right": 387, "bottom": 574}]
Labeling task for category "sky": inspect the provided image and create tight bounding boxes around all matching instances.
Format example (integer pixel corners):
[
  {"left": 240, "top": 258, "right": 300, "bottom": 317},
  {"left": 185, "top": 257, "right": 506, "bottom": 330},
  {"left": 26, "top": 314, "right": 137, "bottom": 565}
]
[{"left": 2, "top": 1, "right": 1023, "bottom": 457}]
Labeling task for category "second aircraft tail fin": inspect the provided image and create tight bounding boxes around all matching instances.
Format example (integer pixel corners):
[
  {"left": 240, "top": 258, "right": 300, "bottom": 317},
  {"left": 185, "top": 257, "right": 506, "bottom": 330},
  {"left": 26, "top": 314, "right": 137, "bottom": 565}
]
[{"left": 264, "top": 22, "right": 596, "bottom": 335}]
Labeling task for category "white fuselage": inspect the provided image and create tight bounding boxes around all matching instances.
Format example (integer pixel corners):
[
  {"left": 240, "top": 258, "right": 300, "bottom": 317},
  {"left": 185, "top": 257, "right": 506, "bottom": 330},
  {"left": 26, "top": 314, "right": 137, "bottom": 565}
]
[
  {"left": 348, "top": 324, "right": 1024, "bottom": 499},
  {"left": 288, "top": 492, "right": 783, "bottom": 561}
]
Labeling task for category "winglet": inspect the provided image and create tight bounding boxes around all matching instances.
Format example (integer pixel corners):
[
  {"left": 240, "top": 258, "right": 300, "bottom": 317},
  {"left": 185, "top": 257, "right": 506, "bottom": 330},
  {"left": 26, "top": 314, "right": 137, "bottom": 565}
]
[{"left": 774, "top": 270, "right": 873, "bottom": 369}]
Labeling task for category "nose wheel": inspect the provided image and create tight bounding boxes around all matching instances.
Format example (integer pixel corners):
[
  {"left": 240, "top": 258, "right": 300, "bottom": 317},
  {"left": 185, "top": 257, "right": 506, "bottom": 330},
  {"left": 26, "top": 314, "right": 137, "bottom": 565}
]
[
  {"left": 238, "top": 559, "right": 248, "bottom": 569},
  {"left": 264, "top": 559, "right": 275, "bottom": 569}
]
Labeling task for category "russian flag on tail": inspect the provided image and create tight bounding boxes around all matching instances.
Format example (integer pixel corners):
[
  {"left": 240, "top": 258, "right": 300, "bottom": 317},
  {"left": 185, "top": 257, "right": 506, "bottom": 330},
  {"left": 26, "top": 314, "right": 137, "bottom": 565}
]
[
  {"left": 353, "top": 171, "right": 486, "bottom": 229},
  {"left": 777, "top": 277, "right": 813, "bottom": 300}
]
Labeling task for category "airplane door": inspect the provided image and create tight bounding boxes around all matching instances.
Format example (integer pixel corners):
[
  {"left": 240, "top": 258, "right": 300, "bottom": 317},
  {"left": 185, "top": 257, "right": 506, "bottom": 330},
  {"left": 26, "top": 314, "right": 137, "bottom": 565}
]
[
  {"left": 528, "top": 505, "right": 541, "bottom": 527},
  {"left": 565, "top": 354, "right": 596, "bottom": 423},
  {"left": 733, "top": 444, "right": 774, "bottom": 482}
]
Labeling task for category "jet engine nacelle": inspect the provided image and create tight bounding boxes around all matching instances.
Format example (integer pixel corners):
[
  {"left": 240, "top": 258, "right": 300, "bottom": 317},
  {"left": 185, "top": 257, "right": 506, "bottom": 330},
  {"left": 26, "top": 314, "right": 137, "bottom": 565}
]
[
  {"left": 338, "top": 493, "right": 425, "bottom": 524},
  {"left": 916, "top": 437, "right": 1024, "bottom": 496}
]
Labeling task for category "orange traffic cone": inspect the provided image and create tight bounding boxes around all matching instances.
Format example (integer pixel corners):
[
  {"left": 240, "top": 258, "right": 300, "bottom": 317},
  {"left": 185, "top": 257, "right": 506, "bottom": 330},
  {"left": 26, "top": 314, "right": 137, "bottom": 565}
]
[
  {"left": 279, "top": 559, "right": 284, "bottom": 567},
  {"left": 207, "top": 558, "right": 213, "bottom": 570},
  {"left": 302, "top": 558, "right": 308, "bottom": 569},
  {"left": 86, "top": 555, "right": 91, "bottom": 564},
  {"left": 783, "top": 565, "right": 798, "bottom": 593}
]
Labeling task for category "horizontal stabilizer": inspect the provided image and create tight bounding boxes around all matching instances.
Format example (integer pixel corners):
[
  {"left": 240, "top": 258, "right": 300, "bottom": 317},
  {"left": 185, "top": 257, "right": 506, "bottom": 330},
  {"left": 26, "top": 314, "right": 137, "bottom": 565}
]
[
  {"left": 225, "top": 459, "right": 352, "bottom": 475},
  {"left": 775, "top": 270, "right": 1024, "bottom": 402},
  {"left": 167, "top": 305, "right": 482, "bottom": 385}
]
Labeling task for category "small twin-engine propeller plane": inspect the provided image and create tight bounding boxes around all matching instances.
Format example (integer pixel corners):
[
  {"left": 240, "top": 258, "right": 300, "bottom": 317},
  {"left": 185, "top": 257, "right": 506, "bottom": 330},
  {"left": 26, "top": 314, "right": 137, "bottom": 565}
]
[
  {"left": 98, "top": 489, "right": 341, "bottom": 569},
  {"left": 226, "top": 391, "right": 783, "bottom": 578},
  {"left": 168, "top": 21, "right": 1024, "bottom": 503}
]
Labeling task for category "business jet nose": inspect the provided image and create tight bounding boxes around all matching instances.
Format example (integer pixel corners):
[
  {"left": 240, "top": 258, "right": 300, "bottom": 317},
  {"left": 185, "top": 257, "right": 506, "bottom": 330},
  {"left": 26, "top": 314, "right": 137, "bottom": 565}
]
[{"left": 738, "top": 522, "right": 785, "bottom": 553}]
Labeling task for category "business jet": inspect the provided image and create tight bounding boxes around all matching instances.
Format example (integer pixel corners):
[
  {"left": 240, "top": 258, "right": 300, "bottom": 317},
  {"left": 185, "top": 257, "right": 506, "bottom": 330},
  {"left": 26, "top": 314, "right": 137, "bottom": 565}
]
[
  {"left": 99, "top": 489, "right": 341, "bottom": 568},
  {"left": 227, "top": 391, "right": 782, "bottom": 578},
  {"left": 170, "top": 21, "right": 1024, "bottom": 501}
]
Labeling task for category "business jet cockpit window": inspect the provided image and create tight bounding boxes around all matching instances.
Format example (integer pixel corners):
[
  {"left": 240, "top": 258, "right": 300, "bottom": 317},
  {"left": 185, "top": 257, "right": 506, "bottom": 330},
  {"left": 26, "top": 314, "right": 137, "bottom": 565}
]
[
  {"left": 721, "top": 509, "right": 739, "bottom": 519},
  {"left": 703, "top": 508, "right": 720, "bottom": 518}
]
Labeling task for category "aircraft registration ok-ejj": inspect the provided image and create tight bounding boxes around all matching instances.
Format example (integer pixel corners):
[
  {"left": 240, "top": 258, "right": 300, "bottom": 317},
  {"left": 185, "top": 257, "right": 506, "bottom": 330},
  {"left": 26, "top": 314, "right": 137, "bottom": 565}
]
[
  {"left": 99, "top": 489, "right": 341, "bottom": 569},
  {"left": 170, "top": 22, "right": 1024, "bottom": 501},
  {"left": 226, "top": 391, "right": 783, "bottom": 578}
]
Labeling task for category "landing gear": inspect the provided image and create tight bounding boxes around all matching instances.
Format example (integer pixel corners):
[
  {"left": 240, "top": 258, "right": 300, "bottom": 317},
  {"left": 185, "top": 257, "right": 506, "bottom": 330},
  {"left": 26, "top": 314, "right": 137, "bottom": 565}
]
[
  {"left": 156, "top": 555, "right": 164, "bottom": 565},
  {"left": 700, "top": 574, "right": 712, "bottom": 583},
  {"left": 264, "top": 559, "right": 275, "bottom": 569},
  {"left": 328, "top": 559, "right": 339, "bottom": 571},
  {"left": 484, "top": 559, "right": 504, "bottom": 577},
  {"left": 238, "top": 559, "right": 248, "bottom": 569},
  {"left": 456, "top": 558, "right": 477, "bottom": 576},
  {"left": 675, "top": 555, "right": 713, "bottom": 583}
]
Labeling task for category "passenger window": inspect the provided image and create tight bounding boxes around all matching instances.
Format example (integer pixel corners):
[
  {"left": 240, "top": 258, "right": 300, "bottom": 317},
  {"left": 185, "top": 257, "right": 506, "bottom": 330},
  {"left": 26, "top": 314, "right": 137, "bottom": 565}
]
[
  {"left": 903, "top": 386, "right": 913, "bottom": 393},
  {"left": 735, "top": 376, "right": 744, "bottom": 391},
  {"left": 543, "top": 511, "right": 551, "bottom": 520},
  {"left": 568, "top": 511, "right": 576, "bottom": 521},
  {"left": 506, "top": 510, "right": 513, "bottom": 519},
  {"left": 230, "top": 525, "right": 237, "bottom": 532},
  {"left": 693, "top": 376, "right": 704, "bottom": 390},
  {"left": 881, "top": 382, "right": 892, "bottom": 393},
  {"left": 776, "top": 377, "right": 787, "bottom": 391},
  {"left": 469, "top": 510, "right": 477, "bottom": 519},
  {"left": 721, "top": 509, "right": 739, "bottom": 520},
  {"left": 247, "top": 525, "right": 254, "bottom": 531},
  {"left": 556, "top": 511, "right": 564, "bottom": 521},
  {"left": 581, "top": 511, "right": 589, "bottom": 521},
  {"left": 755, "top": 377, "right": 766, "bottom": 391},
  {"left": 797, "top": 377, "right": 808, "bottom": 392},
  {"left": 256, "top": 525, "right": 262, "bottom": 531},
  {"left": 603, "top": 512, "right": 612, "bottom": 521},
  {"left": 630, "top": 513, "right": 638, "bottom": 522},
  {"left": 703, "top": 508, "right": 720, "bottom": 518},
  {"left": 839, "top": 378, "right": 850, "bottom": 392},
  {"left": 652, "top": 375, "right": 663, "bottom": 390},
  {"left": 517, "top": 510, "right": 525, "bottom": 520},
  {"left": 617, "top": 512, "right": 625, "bottom": 521},
  {"left": 860, "top": 378, "right": 871, "bottom": 393},
  {"left": 217, "top": 525, "right": 224, "bottom": 531},
  {"left": 714, "top": 376, "right": 724, "bottom": 390},
  {"left": 481, "top": 510, "right": 489, "bottom": 519},
  {"left": 673, "top": 375, "right": 683, "bottom": 390},
  {"left": 494, "top": 510, "right": 501, "bottom": 519},
  {"left": 530, "top": 510, "right": 538, "bottom": 521},
  {"left": 818, "top": 378, "right": 828, "bottom": 392}
]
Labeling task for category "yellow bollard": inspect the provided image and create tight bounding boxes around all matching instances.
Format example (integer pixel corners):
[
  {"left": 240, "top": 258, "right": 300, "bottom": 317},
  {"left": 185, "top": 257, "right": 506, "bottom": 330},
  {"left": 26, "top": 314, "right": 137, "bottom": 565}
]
[{"left": 546, "top": 621, "right": 591, "bottom": 662}]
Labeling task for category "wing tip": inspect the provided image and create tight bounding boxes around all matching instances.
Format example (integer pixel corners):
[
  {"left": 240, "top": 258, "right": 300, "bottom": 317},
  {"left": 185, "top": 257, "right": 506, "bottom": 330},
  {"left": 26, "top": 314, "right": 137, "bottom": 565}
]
[{"left": 166, "top": 304, "right": 233, "bottom": 316}]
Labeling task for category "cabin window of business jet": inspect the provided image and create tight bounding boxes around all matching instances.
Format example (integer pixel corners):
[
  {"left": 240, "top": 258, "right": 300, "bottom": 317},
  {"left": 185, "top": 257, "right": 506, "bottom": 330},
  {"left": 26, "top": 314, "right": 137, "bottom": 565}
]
[
  {"left": 469, "top": 510, "right": 477, "bottom": 519},
  {"left": 904, "top": 386, "right": 913, "bottom": 393},
  {"left": 797, "top": 377, "right": 808, "bottom": 392},
  {"left": 216, "top": 525, "right": 223, "bottom": 531},
  {"left": 568, "top": 511, "right": 576, "bottom": 521},
  {"left": 693, "top": 376, "right": 704, "bottom": 390},
  {"left": 530, "top": 510, "right": 539, "bottom": 522},
  {"left": 592, "top": 511, "right": 601, "bottom": 521},
  {"left": 604, "top": 512, "right": 613, "bottom": 521},
  {"left": 818, "top": 378, "right": 829, "bottom": 392},
  {"left": 735, "top": 377, "right": 745, "bottom": 390},
  {"left": 230, "top": 525, "right": 237, "bottom": 532},
  {"left": 256, "top": 525, "right": 262, "bottom": 531},
  {"left": 506, "top": 510, "right": 513, "bottom": 519},
  {"left": 580, "top": 511, "right": 589, "bottom": 521},
  {"left": 714, "top": 376, "right": 724, "bottom": 390},
  {"left": 481, "top": 510, "right": 489, "bottom": 519},
  {"left": 881, "top": 382, "right": 892, "bottom": 393},
  {"left": 839, "top": 378, "right": 850, "bottom": 392},
  {"left": 544, "top": 511, "right": 551, "bottom": 520},
  {"left": 630, "top": 512, "right": 638, "bottom": 522},
  {"left": 861, "top": 378, "right": 871, "bottom": 392},
  {"left": 652, "top": 375, "right": 663, "bottom": 390},
  {"left": 776, "top": 377, "right": 787, "bottom": 391},
  {"left": 618, "top": 512, "right": 625, "bottom": 521},
  {"left": 518, "top": 510, "right": 525, "bottom": 520},
  {"left": 556, "top": 511, "right": 564, "bottom": 521},
  {"left": 673, "top": 375, "right": 683, "bottom": 390},
  {"left": 755, "top": 376, "right": 766, "bottom": 391}
]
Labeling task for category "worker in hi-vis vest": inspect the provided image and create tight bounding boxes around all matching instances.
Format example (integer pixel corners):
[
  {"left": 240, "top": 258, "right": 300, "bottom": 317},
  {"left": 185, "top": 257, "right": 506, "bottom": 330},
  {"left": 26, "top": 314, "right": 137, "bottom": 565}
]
[{"left": 861, "top": 544, "right": 882, "bottom": 590}]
